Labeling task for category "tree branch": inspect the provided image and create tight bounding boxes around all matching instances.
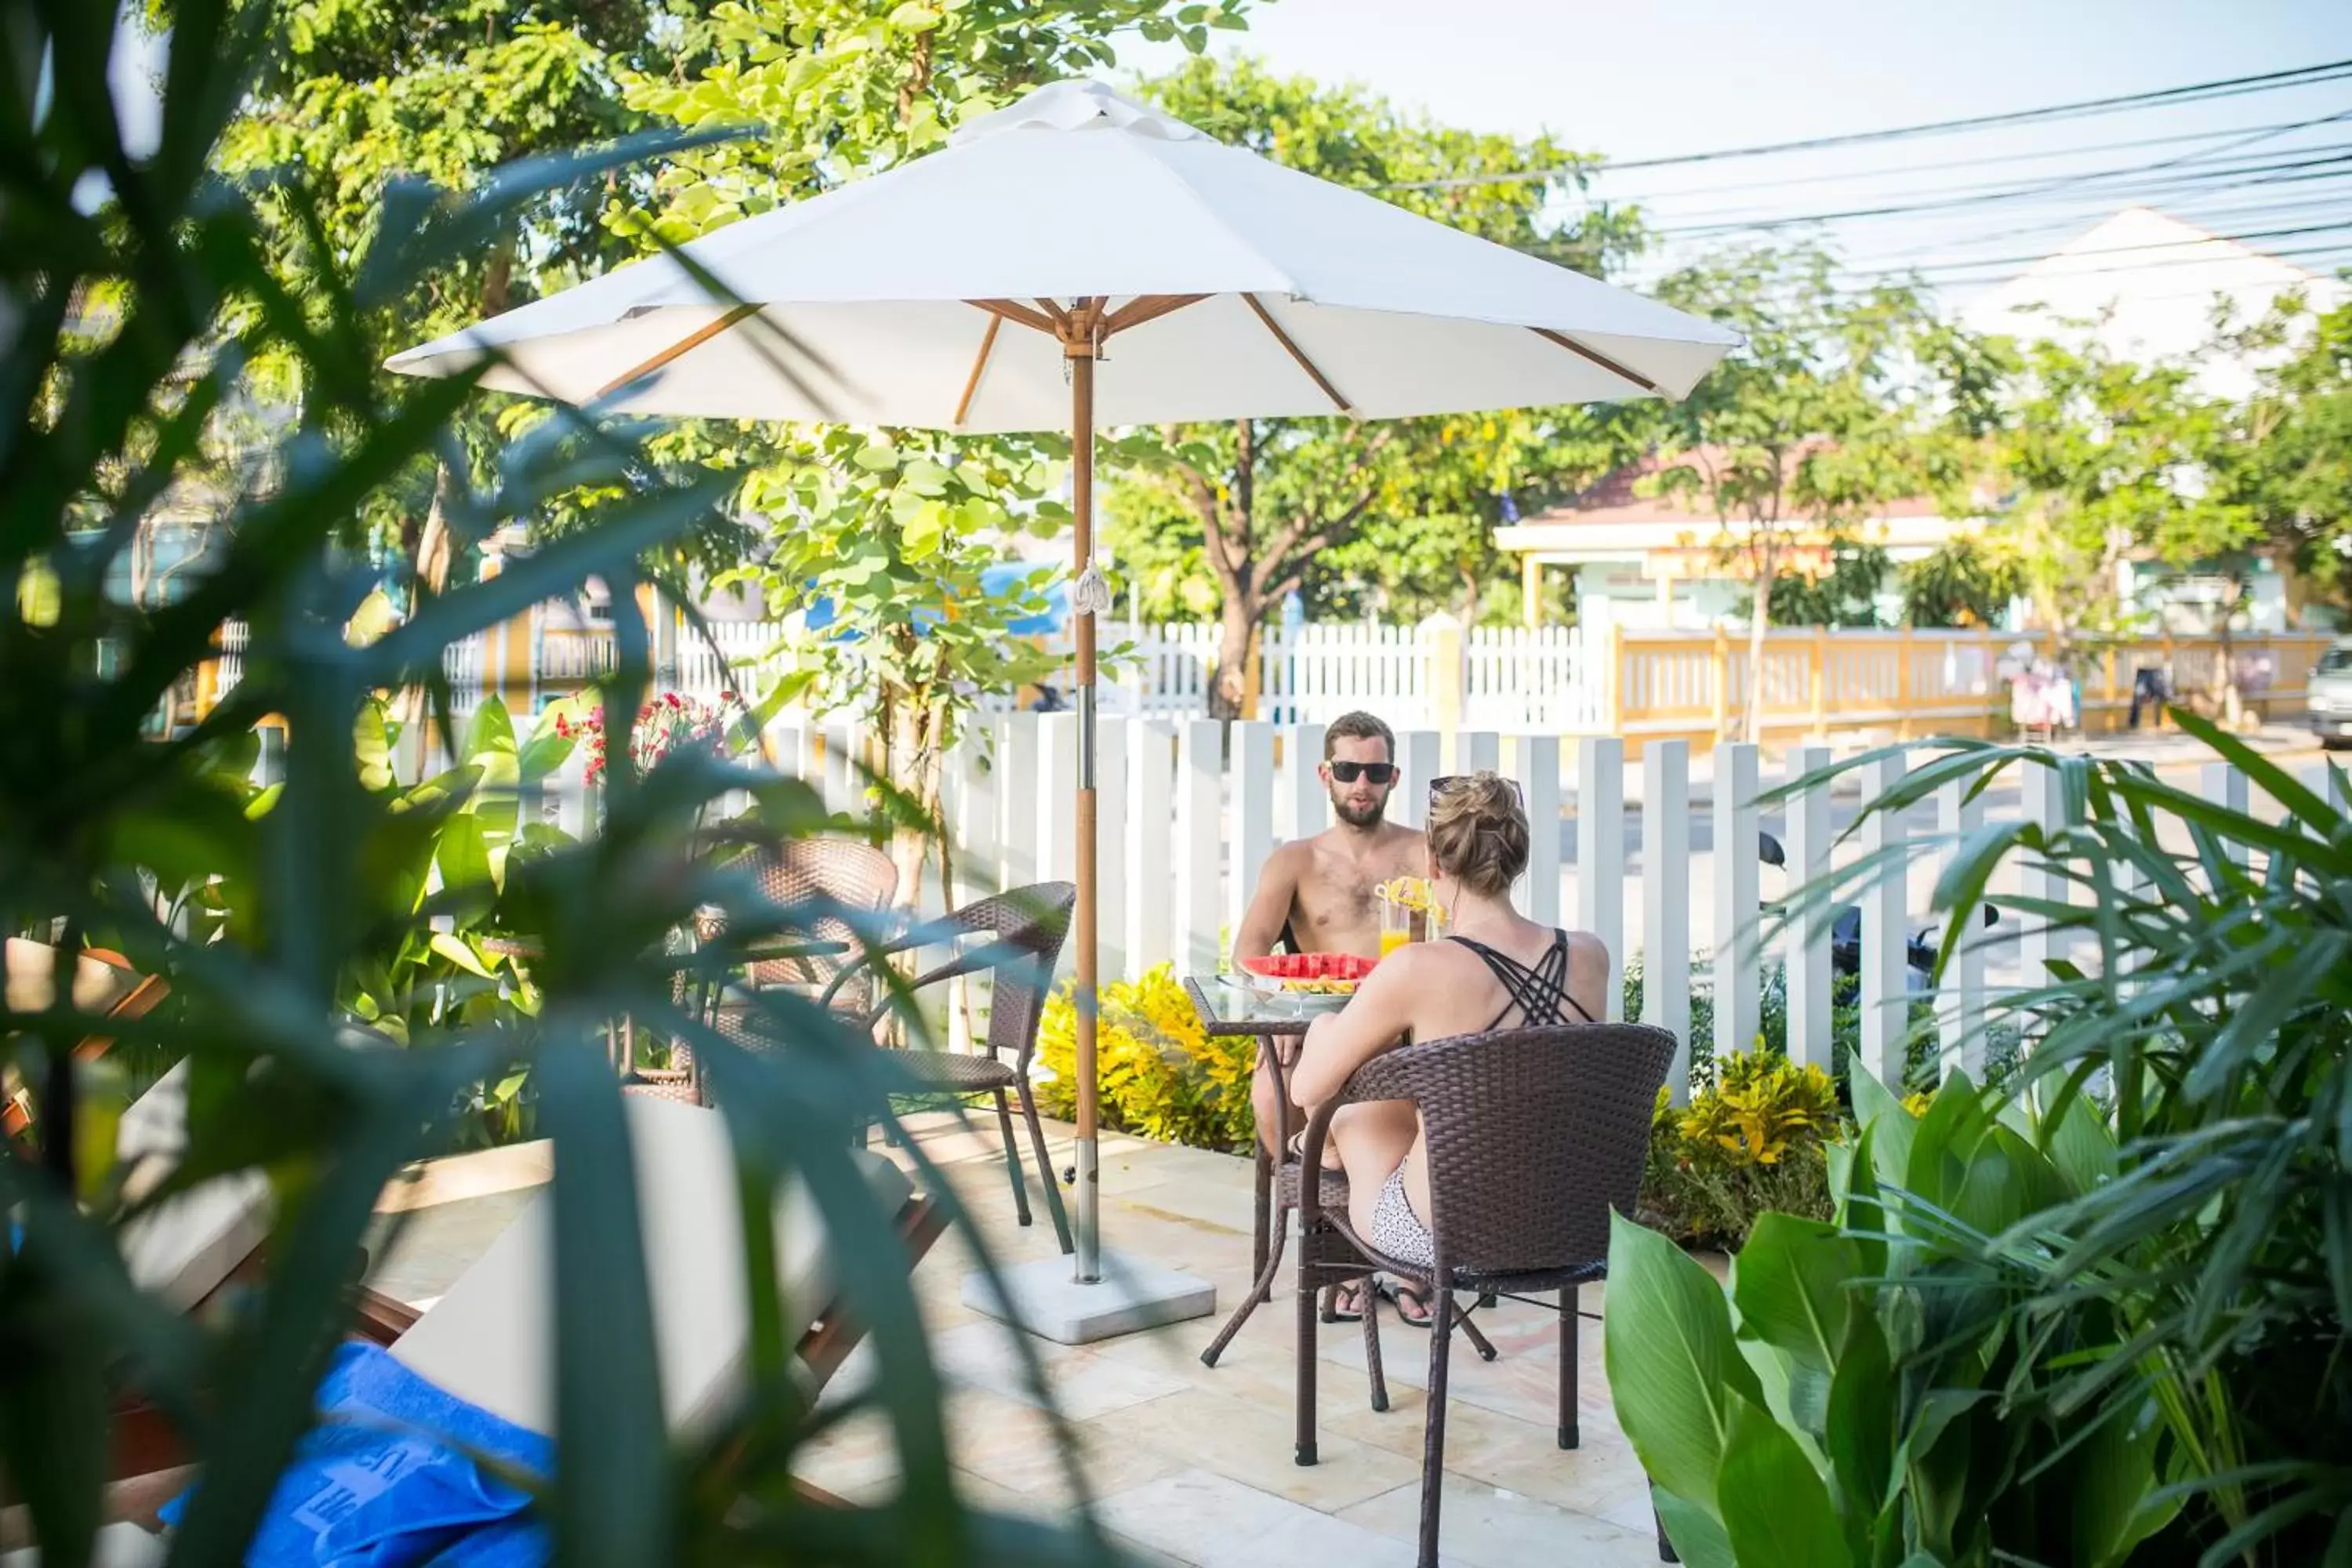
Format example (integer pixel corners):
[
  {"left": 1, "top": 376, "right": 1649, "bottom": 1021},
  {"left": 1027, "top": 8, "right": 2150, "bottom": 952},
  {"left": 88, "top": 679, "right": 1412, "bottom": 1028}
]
[{"left": 1261, "top": 427, "right": 1396, "bottom": 570}]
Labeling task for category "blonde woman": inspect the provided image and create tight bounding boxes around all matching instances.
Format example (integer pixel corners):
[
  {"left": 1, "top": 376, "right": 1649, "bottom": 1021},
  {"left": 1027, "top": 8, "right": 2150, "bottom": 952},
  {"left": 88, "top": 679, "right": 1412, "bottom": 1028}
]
[{"left": 1285, "top": 772, "right": 1608, "bottom": 1325}]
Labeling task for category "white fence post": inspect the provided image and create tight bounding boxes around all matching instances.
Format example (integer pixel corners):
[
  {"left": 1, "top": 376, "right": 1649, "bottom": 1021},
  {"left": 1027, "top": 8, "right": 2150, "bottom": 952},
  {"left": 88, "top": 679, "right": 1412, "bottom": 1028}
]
[
  {"left": 1230, "top": 720, "right": 1277, "bottom": 941},
  {"left": 1784, "top": 745, "right": 1835, "bottom": 1076},
  {"left": 1934, "top": 765, "right": 1986, "bottom": 1080},
  {"left": 996, "top": 713, "right": 1040, "bottom": 896},
  {"left": 2308, "top": 759, "right": 2350, "bottom": 817},
  {"left": 1281, "top": 722, "right": 1329, "bottom": 844},
  {"left": 1128, "top": 719, "right": 1175, "bottom": 974},
  {"left": 1397, "top": 729, "right": 1442, "bottom": 830},
  {"left": 1860, "top": 753, "right": 1909, "bottom": 1091},
  {"left": 1036, "top": 713, "right": 1078, "bottom": 884},
  {"left": 1510, "top": 733, "right": 1562, "bottom": 926},
  {"left": 2201, "top": 761, "right": 2250, "bottom": 868},
  {"left": 2019, "top": 760, "right": 2061, "bottom": 993},
  {"left": 1097, "top": 717, "right": 1130, "bottom": 982},
  {"left": 1575, "top": 737, "right": 1626, "bottom": 1022},
  {"left": 1712, "top": 743, "right": 1761, "bottom": 1066},
  {"left": 1177, "top": 719, "right": 1223, "bottom": 973},
  {"left": 1451, "top": 729, "right": 1500, "bottom": 779},
  {"left": 1642, "top": 739, "right": 1693, "bottom": 1100}
]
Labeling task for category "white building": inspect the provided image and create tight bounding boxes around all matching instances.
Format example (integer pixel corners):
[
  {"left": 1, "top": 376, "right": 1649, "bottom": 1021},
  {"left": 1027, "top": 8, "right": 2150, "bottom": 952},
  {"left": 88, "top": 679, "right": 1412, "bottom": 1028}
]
[
  {"left": 1494, "top": 446, "right": 1980, "bottom": 633},
  {"left": 1960, "top": 205, "right": 2350, "bottom": 405}
]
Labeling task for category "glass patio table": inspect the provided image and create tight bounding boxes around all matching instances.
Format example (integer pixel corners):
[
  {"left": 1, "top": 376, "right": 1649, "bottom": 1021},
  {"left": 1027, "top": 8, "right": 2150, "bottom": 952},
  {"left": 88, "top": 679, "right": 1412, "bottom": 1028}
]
[{"left": 1182, "top": 974, "right": 1344, "bottom": 1367}]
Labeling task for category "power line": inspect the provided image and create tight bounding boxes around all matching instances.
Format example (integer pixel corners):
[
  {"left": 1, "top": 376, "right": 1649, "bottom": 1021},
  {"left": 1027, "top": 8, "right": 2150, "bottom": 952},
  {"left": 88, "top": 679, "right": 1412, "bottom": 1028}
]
[
  {"left": 1589, "top": 116, "right": 2352, "bottom": 207},
  {"left": 1630, "top": 147, "right": 2352, "bottom": 237},
  {"left": 1378, "top": 58, "right": 2352, "bottom": 191}
]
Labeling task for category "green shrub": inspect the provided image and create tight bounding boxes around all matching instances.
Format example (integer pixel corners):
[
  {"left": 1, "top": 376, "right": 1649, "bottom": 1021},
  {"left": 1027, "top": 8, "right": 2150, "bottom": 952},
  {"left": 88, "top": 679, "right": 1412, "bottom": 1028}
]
[
  {"left": 1035, "top": 964, "right": 1258, "bottom": 1152},
  {"left": 1638, "top": 1051, "right": 1840, "bottom": 1250}
]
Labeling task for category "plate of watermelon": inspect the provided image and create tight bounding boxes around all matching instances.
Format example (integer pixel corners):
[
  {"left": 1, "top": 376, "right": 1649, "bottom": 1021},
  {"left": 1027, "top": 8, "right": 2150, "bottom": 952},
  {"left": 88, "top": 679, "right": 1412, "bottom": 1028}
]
[{"left": 1234, "top": 951, "right": 1378, "bottom": 1002}]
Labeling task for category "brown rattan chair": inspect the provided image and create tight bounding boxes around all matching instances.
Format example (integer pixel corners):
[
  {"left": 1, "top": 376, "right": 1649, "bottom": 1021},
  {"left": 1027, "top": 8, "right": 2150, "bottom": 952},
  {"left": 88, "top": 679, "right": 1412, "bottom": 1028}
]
[
  {"left": 1293, "top": 1022, "right": 1677, "bottom": 1568},
  {"left": 825, "top": 882, "right": 1076, "bottom": 1254},
  {"left": 669, "top": 835, "right": 902, "bottom": 1101}
]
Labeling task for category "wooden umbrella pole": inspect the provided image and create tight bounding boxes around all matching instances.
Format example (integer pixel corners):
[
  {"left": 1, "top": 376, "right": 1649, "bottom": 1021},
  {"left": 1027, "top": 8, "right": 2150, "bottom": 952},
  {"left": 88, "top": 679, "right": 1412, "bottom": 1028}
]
[{"left": 1067, "top": 324, "right": 1103, "bottom": 1284}]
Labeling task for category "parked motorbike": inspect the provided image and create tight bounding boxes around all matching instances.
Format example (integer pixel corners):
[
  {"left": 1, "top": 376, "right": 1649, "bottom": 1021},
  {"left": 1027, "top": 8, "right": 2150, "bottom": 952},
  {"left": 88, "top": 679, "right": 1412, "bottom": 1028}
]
[{"left": 1757, "top": 830, "right": 1996, "bottom": 993}]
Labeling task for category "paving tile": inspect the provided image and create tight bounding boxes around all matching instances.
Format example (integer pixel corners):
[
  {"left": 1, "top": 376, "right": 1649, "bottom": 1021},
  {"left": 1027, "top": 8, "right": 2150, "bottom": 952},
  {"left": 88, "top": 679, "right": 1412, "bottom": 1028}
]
[
  {"left": 1093, "top": 1469, "right": 1427, "bottom": 1568},
  {"left": 1082, "top": 1387, "right": 1419, "bottom": 1514},
  {"left": 1337, "top": 1474, "right": 1660, "bottom": 1568}
]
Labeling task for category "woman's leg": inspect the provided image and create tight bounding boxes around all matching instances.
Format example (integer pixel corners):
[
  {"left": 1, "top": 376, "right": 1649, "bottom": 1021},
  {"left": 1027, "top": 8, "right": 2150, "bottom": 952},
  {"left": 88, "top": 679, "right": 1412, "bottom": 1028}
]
[
  {"left": 1333, "top": 1101, "right": 1419, "bottom": 1236},
  {"left": 1332, "top": 1101, "right": 1434, "bottom": 1327}
]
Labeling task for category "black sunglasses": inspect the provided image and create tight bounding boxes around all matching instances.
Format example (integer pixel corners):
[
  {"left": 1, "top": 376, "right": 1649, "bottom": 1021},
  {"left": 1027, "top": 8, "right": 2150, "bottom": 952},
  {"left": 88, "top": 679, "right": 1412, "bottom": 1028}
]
[
  {"left": 1327, "top": 760, "right": 1398, "bottom": 785},
  {"left": 1428, "top": 774, "right": 1526, "bottom": 811}
]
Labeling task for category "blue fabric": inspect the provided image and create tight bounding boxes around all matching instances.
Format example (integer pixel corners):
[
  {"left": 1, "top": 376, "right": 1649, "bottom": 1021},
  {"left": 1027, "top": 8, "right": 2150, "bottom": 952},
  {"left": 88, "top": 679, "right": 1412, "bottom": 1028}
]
[{"left": 162, "top": 1341, "right": 550, "bottom": 1567}]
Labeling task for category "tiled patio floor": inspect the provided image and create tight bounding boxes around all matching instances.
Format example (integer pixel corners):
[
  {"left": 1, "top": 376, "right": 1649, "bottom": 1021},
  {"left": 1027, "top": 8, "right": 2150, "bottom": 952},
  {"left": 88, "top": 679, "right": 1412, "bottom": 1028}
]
[{"left": 370, "top": 1111, "right": 1693, "bottom": 1568}]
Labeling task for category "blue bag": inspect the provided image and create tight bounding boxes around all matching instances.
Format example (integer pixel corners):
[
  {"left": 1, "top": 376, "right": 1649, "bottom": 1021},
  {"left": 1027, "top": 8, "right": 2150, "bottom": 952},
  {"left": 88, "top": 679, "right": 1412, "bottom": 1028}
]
[{"left": 163, "top": 1341, "right": 551, "bottom": 1567}]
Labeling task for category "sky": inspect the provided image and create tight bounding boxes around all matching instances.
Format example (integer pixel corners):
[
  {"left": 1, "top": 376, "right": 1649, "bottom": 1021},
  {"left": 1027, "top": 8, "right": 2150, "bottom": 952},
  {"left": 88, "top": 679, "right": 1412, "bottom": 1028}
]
[
  {"left": 1126, "top": 0, "right": 2352, "bottom": 303},
  {"left": 101, "top": 2, "right": 2352, "bottom": 307}
]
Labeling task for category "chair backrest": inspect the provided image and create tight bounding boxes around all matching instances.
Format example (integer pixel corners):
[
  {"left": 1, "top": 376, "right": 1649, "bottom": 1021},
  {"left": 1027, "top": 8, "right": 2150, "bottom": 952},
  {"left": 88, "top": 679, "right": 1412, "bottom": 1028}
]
[
  {"left": 957, "top": 883, "right": 1075, "bottom": 1066},
  {"left": 4, "top": 938, "right": 170, "bottom": 1138},
  {"left": 1350, "top": 1022, "right": 1675, "bottom": 1279},
  {"left": 745, "top": 836, "right": 898, "bottom": 991}
]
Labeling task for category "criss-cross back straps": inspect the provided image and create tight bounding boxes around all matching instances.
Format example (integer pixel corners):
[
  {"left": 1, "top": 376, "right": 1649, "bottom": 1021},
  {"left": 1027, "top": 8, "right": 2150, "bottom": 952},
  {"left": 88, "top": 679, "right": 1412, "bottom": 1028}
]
[{"left": 1446, "top": 931, "right": 1591, "bottom": 1031}]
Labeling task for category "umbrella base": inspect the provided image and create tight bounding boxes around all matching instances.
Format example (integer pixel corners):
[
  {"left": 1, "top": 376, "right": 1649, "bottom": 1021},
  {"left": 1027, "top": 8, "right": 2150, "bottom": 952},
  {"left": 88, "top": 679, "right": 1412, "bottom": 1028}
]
[{"left": 962, "top": 1250, "right": 1217, "bottom": 1345}]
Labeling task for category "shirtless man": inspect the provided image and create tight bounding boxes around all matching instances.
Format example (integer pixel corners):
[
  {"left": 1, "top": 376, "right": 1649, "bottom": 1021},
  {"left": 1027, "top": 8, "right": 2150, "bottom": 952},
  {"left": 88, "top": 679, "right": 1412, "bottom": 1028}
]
[{"left": 1234, "top": 710, "right": 1425, "bottom": 1159}]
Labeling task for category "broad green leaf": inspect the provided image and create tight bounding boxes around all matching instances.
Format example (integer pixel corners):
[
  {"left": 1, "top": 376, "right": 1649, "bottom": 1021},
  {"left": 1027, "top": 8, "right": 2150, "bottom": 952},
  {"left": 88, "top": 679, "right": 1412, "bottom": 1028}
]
[
  {"left": 1719, "top": 1396, "right": 1849, "bottom": 1568},
  {"left": 435, "top": 812, "right": 495, "bottom": 895},
  {"left": 1653, "top": 1487, "right": 1736, "bottom": 1568},
  {"left": 1733, "top": 1212, "right": 1861, "bottom": 1375},
  {"left": 1604, "top": 1213, "right": 1764, "bottom": 1514},
  {"left": 1824, "top": 1305, "right": 1895, "bottom": 1524},
  {"left": 428, "top": 931, "right": 495, "bottom": 979},
  {"left": 464, "top": 696, "right": 518, "bottom": 764}
]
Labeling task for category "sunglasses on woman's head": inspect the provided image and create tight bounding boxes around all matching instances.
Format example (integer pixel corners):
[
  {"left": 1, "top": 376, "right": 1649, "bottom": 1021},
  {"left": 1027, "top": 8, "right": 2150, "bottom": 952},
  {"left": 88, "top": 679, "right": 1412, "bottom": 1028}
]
[
  {"left": 1327, "top": 760, "right": 1398, "bottom": 785},
  {"left": 1428, "top": 774, "right": 1526, "bottom": 811}
]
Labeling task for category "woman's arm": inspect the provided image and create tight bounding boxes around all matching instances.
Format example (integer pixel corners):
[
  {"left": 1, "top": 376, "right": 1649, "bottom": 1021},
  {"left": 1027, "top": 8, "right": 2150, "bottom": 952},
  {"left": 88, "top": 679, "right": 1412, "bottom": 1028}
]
[{"left": 1290, "top": 946, "right": 1422, "bottom": 1109}]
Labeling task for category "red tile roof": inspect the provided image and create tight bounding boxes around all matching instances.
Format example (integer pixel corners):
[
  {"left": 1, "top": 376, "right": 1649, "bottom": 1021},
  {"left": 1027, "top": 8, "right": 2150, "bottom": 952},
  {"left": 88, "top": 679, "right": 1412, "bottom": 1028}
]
[{"left": 1517, "top": 445, "right": 1947, "bottom": 528}]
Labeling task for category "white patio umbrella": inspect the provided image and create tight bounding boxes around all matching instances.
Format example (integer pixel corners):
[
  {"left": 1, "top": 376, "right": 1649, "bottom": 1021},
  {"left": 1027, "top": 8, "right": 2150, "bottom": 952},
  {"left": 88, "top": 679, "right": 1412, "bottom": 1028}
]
[{"left": 390, "top": 78, "right": 1736, "bottom": 1331}]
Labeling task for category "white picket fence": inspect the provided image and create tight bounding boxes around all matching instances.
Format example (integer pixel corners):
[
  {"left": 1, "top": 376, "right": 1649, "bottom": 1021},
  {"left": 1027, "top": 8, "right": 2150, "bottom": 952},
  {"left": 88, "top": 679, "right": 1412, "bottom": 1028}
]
[{"left": 728, "top": 714, "right": 2346, "bottom": 1101}]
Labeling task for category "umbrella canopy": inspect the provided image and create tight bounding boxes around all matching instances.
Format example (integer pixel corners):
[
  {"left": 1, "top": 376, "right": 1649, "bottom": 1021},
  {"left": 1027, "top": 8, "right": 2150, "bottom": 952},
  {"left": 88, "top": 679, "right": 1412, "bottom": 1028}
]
[
  {"left": 390, "top": 78, "right": 1734, "bottom": 1298},
  {"left": 388, "top": 80, "right": 1734, "bottom": 426}
]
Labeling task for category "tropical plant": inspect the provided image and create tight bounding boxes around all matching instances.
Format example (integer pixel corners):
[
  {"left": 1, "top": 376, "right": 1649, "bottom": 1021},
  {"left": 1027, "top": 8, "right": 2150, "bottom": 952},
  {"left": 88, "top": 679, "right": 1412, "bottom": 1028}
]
[
  {"left": 1034, "top": 964, "right": 1257, "bottom": 1152},
  {"left": 1, "top": 7, "right": 1105, "bottom": 1563},
  {"left": 1637, "top": 1052, "right": 1838, "bottom": 1251},
  {"left": 1608, "top": 1069, "right": 2174, "bottom": 1568},
  {"left": 1898, "top": 535, "right": 2022, "bottom": 629},
  {"left": 1737, "top": 710, "right": 2352, "bottom": 1563}
]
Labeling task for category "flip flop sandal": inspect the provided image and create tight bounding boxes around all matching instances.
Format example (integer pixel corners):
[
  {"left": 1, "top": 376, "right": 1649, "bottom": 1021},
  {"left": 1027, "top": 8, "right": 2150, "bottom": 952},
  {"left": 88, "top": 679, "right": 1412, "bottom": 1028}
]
[
  {"left": 1320, "top": 1279, "right": 1372, "bottom": 1323},
  {"left": 1380, "top": 1276, "right": 1436, "bottom": 1329}
]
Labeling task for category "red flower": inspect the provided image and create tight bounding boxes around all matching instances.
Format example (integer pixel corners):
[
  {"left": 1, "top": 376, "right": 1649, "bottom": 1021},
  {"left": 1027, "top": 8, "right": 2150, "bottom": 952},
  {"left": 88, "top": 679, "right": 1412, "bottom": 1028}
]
[
  {"left": 555, "top": 713, "right": 570, "bottom": 737},
  {"left": 665, "top": 691, "right": 681, "bottom": 708}
]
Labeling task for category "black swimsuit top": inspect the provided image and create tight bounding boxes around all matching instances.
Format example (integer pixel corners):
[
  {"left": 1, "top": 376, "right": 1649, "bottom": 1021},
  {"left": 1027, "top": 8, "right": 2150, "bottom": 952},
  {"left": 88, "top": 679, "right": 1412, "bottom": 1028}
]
[{"left": 1446, "top": 930, "right": 1593, "bottom": 1030}]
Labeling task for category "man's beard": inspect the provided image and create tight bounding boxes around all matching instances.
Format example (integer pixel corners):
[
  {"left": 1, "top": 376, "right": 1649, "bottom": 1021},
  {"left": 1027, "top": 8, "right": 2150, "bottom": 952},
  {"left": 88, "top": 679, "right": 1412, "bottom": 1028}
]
[{"left": 1330, "top": 791, "right": 1387, "bottom": 829}]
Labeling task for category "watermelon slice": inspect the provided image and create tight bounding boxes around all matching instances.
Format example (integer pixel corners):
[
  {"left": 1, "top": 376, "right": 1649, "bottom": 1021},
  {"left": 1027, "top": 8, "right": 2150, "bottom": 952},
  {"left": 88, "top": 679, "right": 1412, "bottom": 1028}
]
[{"left": 1238, "top": 952, "right": 1377, "bottom": 990}]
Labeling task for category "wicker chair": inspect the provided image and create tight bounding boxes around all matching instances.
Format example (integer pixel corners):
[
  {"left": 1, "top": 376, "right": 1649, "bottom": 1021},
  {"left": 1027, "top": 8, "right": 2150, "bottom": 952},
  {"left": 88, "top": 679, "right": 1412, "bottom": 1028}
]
[
  {"left": 1293, "top": 1022, "right": 1677, "bottom": 1568},
  {"left": 680, "top": 835, "right": 902, "bottom": 1094},
  {"left": 825, "top": 882, "right": 1076, "bottom": 1254}
]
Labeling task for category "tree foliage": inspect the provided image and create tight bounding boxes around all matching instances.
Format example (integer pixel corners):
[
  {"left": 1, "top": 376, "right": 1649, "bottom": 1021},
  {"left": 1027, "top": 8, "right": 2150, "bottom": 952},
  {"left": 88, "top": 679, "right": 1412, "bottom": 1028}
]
[
  {"left": 1643, "top": 246, "right": 1944, "bottom": 735},
  {"left": 1103, "top": 56, "right": 1642, "bottom": 711}
]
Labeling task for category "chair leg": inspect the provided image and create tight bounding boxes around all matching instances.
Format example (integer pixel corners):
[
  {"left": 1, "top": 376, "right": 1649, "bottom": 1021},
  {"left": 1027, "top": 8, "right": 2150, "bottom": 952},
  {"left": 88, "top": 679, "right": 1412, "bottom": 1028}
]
[
  {"left": 1559, "top": 1284, "right": 1581, "bottom": 1450},
  {"left": 991, "top": 1088, "right": 1032, "bottom": 1230},
  {"left": 1295, "top": 1262, "right": 1321, "bottom": 1466},
  {"left": 1418, "top": 1284, "right": 1456, "bottom": 1568},
  {"left": 1457, "top": 1302, "right": 1498, "bottom": 1363},
  {"left": 1362, "top": 1286, "right": 1389, "bottom": 1414},
  {"left": 1017, "top": 1083, "right": 1074, "bottom": 1255}
]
